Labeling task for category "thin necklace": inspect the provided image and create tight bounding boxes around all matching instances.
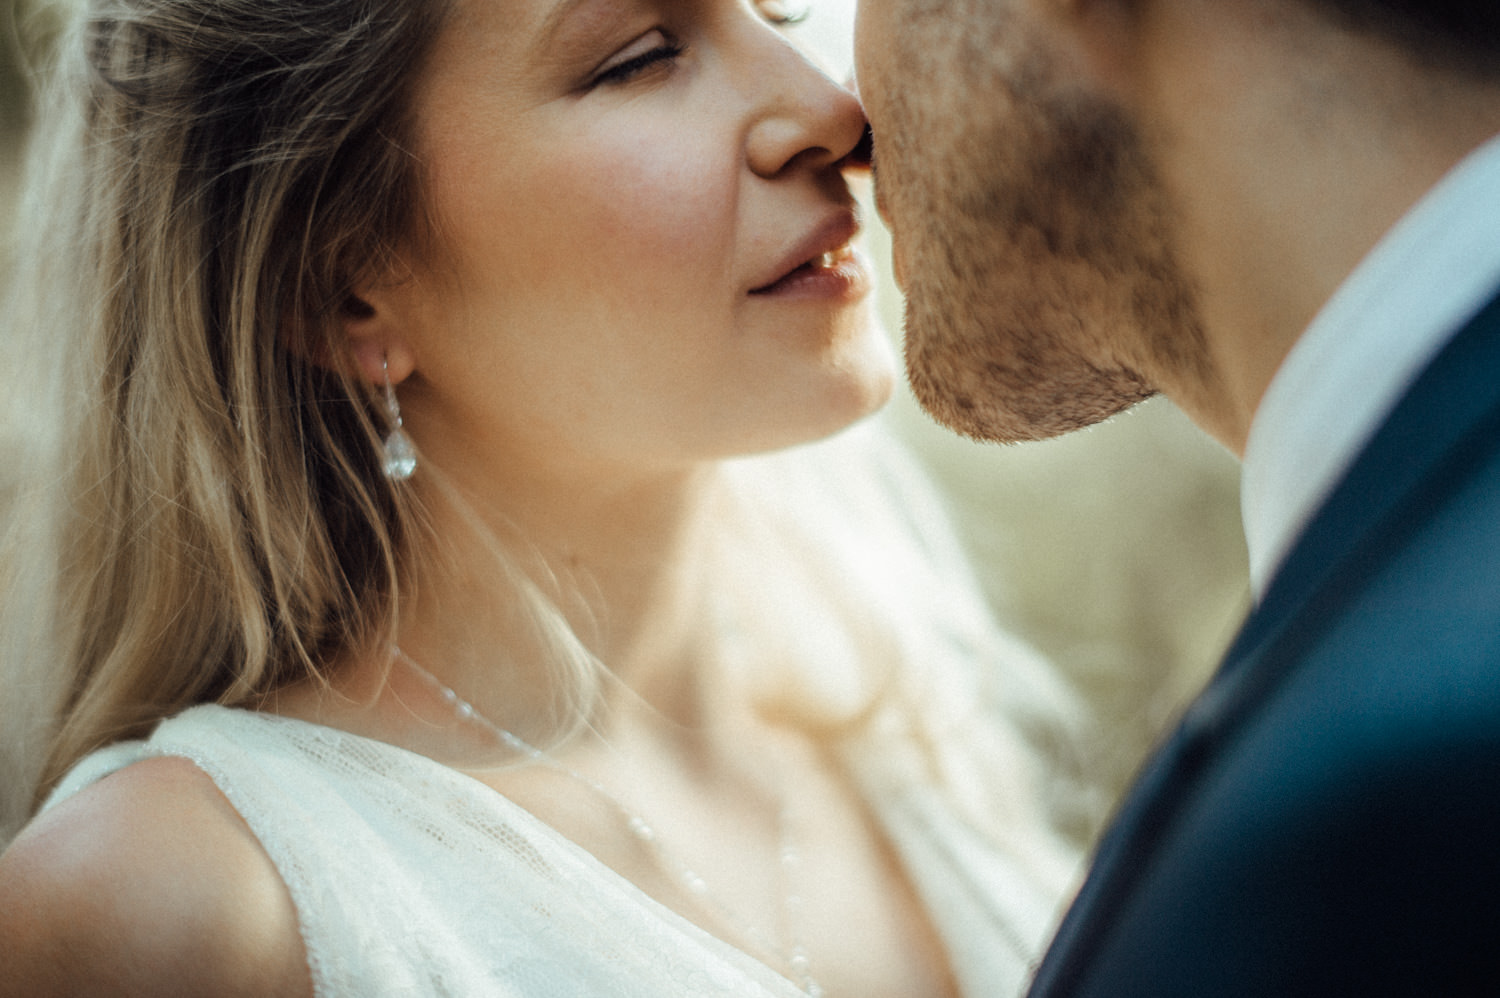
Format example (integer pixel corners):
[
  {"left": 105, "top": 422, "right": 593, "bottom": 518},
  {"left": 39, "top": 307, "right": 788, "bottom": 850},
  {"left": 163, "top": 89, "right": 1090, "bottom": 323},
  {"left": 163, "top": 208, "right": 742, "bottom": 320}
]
[{"left": 391, "top": 646, "right": 825, "bottom": 998}]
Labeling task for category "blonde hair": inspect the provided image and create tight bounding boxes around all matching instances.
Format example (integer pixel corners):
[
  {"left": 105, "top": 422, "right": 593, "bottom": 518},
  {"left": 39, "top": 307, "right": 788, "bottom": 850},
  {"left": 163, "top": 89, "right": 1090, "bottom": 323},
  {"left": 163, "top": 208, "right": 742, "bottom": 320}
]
[
  {"left": 1, "top": 3, "right": 1086, "bottom": 886},
  {"left": 1, "top": 0, "right": 453, "bottom": 837}
]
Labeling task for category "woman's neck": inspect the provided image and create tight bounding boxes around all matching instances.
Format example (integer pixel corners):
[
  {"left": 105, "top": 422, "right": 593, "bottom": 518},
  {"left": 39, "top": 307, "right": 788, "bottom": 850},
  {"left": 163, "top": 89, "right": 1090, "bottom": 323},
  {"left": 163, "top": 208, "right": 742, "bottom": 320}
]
[{"left": 397, "top": 458, "right": 735, "bottom": 733}]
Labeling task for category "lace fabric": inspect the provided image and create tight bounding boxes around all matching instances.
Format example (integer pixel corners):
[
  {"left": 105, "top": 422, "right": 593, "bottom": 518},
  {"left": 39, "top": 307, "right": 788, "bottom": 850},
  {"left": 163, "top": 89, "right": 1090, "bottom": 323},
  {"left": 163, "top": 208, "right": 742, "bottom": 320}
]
[
  {"left": 48, "top": 700, "right": 1062, "bottom": 998},
  {"left": 42, "top": 426, "right": 1074, "bottom": 996},
  {"left": 52, "top": 706, "right": 807, "bottom": 997}
]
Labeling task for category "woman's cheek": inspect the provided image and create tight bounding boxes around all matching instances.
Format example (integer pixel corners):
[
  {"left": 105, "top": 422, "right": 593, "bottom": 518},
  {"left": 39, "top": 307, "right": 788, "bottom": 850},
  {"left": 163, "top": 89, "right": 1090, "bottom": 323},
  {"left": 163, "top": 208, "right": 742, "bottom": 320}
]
[{"left": 585, "top": 130, "right": 735, "bottom": 250}]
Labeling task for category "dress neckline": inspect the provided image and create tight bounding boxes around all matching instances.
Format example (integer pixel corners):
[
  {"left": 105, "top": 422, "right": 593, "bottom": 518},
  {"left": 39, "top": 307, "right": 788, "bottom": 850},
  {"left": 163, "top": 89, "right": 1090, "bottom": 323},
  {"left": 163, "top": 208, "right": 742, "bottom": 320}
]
[{"left": 172, "top": 703, "right": 814, "bottom": 998}]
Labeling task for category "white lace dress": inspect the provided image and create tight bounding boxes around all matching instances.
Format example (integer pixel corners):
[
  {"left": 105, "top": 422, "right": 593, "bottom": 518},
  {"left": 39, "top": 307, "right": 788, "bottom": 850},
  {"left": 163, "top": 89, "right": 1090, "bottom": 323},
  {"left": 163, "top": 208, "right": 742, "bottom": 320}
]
[
  {"left": 45, "top": 700, "right": 1066, "bottom": 998},
  {"left": 42, "top": 428, "right": 1074, "bottom": 996}
]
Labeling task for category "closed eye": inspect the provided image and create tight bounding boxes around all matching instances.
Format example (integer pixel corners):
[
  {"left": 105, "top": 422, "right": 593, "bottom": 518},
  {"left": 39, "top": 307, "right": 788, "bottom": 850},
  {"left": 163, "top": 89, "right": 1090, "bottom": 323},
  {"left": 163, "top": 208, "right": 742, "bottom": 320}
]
[{"left": 590, "top": 33, "right": 685, "bottom": 87}]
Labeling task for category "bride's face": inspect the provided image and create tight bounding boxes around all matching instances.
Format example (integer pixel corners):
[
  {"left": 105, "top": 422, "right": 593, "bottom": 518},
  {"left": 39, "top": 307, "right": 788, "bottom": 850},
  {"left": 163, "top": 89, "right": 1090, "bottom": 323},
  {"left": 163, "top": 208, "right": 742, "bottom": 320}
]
[{"left": 371, "top": 0, "right": 894, "bottom": 485}]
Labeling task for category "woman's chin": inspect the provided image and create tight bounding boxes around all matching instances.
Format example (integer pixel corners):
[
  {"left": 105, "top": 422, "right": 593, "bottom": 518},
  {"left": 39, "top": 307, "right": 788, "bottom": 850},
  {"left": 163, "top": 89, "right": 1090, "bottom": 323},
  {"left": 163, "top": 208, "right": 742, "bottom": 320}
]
[
  {"left": 843, "top": 325, "right": 900, "bottom": 417},
  {"left": 784, "top": 357, "right": 901, "bottom": 451}
]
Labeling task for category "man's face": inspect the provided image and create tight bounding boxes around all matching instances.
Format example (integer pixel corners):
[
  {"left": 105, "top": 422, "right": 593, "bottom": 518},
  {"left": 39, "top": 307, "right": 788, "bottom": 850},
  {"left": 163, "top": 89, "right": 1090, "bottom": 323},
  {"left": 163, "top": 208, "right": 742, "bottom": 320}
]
[{"left": 855, "top": 0, "right": 1208, "bottom": 443}]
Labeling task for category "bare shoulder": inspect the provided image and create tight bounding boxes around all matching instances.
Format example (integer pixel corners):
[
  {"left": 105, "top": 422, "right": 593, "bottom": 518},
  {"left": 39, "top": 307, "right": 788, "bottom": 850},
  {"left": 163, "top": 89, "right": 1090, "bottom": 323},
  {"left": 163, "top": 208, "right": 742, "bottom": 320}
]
[{"left": 0, "top": 755, "right": 311, "bottom": 998}]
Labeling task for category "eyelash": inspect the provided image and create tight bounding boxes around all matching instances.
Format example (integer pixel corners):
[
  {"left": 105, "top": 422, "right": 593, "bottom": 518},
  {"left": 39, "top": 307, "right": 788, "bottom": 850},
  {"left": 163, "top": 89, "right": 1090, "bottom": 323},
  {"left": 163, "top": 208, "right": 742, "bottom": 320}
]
[
  {"left": 589, "top": 2, "right": 809, "bottom": 89},
  {"left": 591, "top": 40, "right": 686, "bottom": 87}
]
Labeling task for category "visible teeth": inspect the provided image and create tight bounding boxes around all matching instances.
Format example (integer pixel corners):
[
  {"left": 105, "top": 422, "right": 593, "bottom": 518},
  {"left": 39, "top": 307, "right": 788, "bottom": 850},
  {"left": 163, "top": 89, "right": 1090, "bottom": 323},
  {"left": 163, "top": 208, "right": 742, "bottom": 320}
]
[{"left": 816, "top": 251, "right": 836, "bottom": 268}]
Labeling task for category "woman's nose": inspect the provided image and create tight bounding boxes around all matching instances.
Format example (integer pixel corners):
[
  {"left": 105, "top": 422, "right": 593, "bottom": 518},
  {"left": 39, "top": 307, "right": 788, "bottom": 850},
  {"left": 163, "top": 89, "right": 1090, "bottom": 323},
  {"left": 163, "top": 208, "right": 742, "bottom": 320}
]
[{"left": 743, "top": 30, "right": 870, "bottom": 179}]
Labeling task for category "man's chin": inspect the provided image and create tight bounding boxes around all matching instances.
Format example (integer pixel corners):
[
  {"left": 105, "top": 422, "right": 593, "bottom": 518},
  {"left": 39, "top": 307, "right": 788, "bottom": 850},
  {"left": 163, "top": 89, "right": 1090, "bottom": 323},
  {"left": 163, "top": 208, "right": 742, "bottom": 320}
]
[{"left": 903, "top": 310, "right": 1157, "bottom": 445}]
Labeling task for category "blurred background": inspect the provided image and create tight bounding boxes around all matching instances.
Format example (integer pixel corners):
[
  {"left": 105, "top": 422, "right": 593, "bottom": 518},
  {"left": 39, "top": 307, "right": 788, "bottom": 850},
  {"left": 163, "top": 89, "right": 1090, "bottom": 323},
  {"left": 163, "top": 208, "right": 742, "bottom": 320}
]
[
  {"left": 0, "top": 0, "right": 1250, "bottom": 843},
  {"left": 0, "top": 2, "right": 30, "bottom": 244}
]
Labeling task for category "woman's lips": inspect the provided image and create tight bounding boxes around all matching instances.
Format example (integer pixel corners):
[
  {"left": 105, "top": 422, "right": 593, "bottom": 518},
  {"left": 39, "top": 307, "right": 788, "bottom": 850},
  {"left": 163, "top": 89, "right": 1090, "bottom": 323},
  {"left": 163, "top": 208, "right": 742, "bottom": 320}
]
[{"left": 748, "top": 243, "right": 871, "bottom": 300}]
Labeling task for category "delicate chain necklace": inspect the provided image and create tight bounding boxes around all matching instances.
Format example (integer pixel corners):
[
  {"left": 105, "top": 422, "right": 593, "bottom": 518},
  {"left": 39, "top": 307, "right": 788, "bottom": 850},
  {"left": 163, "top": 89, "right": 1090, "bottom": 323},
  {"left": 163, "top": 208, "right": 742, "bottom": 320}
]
[{"left": 392, "top": 647, "right": 825, "bottom": 997}]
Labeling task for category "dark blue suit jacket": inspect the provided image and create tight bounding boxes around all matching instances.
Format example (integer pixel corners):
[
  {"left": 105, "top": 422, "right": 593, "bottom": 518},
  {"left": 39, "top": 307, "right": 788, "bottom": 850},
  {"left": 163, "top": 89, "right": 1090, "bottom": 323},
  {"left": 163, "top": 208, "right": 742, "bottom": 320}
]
[{"left": 1027, "top": 291, "right": 1500, "bottom": 996}]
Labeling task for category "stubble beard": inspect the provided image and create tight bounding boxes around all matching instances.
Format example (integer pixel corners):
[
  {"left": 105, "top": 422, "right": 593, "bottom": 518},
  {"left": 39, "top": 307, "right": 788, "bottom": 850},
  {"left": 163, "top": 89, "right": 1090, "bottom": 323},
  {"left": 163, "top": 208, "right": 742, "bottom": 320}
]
[{"left": 874, "top": 3, "right": 1209, "bottom": 444}]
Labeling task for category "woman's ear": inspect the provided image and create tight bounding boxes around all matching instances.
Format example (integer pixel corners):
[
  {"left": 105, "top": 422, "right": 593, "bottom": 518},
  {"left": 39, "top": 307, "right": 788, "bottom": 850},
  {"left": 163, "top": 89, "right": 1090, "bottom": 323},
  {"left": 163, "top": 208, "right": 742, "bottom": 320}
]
[
  {"left": 341, "top": 291, "right": 417, "bottom": 387},
  {"left": 282, "top": 260, "right": 420, "bottom": 386}
]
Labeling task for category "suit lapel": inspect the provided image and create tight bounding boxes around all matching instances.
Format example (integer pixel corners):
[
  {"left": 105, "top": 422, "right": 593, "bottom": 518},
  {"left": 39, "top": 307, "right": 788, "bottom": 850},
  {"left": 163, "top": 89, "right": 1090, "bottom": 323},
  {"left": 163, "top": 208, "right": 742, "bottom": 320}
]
[
  {"left": 1220, "top": 290, "right": 1500, "bottom": 687},
  {"left": 1029, "top": 290, "right": 1500, "bottom": 996}
]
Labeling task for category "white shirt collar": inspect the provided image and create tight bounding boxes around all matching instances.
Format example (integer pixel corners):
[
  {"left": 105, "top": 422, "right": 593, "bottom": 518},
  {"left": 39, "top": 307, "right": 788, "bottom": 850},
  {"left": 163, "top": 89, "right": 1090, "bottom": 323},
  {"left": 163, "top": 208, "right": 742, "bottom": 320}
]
[{"left": 1240, "top": 132, "right": 1500, "bottom": 599}]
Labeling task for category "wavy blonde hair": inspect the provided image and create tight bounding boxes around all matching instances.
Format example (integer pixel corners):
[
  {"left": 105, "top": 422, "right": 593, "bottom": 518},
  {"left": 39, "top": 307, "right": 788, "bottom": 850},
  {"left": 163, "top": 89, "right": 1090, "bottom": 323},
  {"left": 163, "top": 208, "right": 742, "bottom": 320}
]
[{"left": 0, "top": 0, "right": 453, "bottom": 838}]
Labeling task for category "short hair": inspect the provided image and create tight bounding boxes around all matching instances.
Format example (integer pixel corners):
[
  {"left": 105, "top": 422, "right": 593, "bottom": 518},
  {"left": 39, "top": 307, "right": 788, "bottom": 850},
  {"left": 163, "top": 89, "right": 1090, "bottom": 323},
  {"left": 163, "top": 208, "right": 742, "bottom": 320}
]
[{"left": 1306, "top": 0, "right": 1500, "bottom": 77}]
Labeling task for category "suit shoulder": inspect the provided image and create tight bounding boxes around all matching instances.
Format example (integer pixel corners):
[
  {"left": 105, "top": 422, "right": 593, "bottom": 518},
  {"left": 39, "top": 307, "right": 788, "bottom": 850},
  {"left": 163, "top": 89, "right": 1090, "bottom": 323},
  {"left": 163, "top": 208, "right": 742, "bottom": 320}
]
[{"left": 0, "top": 756, "right": 311, "bottom": 998}]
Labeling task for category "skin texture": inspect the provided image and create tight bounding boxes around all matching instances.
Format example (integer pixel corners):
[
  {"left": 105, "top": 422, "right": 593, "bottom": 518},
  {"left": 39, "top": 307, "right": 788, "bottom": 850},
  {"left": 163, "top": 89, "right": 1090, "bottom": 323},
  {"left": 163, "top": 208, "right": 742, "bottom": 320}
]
[
  {"left": 356, "top": 0, "right": 894, "bottom": 486},
  {"left": 853, "top": 0, "right": 1207, "bottom": 445},
  {"left": 0, "top": 758, "right": 311, "bottom": 997},
  {"left": 855, "top": 0, "right": 1500, "bottom": 453}
]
